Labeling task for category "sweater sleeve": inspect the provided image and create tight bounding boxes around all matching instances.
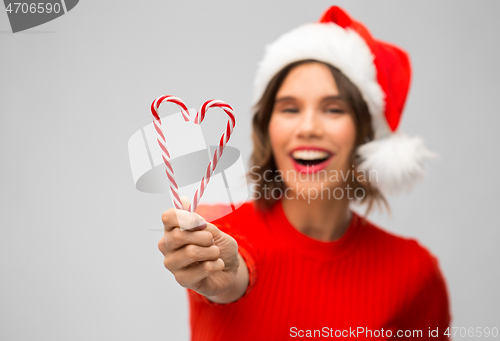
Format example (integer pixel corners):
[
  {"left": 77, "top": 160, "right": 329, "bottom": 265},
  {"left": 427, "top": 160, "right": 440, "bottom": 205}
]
[{"left": 398, "top": 243, "right": 452, "bottom": 340}]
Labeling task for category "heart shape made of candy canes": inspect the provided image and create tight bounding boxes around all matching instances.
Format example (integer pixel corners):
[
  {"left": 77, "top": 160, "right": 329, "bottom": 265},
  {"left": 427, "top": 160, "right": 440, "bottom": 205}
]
[{"left": 151, "top": 95, "right": 235, "bottom": 213}]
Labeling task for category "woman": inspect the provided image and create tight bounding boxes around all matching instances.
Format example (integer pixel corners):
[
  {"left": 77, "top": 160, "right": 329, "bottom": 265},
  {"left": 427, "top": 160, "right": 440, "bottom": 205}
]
[{"left": 158, "top": 6, "right": 451, "bottom": 340}]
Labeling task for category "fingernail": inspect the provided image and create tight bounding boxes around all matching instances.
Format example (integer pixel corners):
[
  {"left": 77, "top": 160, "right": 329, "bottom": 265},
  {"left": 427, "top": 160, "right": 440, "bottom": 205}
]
[
  {"left": 177, "top": 210, "right": 207, "bottom": 231},
  {"left": 197, "top": 217, "right": 207, "bottom": 230},
  {"left": 211, "top": 237, "right": 215, "bottom": 245}
]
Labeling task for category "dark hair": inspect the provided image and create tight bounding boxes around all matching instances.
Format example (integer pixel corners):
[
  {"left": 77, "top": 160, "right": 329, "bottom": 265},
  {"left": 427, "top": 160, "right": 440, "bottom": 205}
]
[{"left": 247, "top": 59, "right": 389, "bottom": 216}]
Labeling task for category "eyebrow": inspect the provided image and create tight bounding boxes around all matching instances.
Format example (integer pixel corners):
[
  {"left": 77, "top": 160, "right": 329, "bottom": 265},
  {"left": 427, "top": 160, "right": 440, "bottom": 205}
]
[{"left": 274, "top": 95, "right": 343, "bottom": 104}]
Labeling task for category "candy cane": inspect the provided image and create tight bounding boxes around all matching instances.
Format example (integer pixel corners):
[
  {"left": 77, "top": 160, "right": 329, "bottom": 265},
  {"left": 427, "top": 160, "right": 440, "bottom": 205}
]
[
  {"left": 189, "top": 100, "right": 235, "bottom": 212},
  {"left": 150, "top": 95, "right": 190, "bottom": 210}
]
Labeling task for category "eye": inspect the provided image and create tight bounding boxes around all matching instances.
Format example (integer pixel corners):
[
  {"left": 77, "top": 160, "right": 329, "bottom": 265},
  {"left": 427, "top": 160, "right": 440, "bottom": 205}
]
[
  {"left": 281, "top": 107, "right": 299, "bottom": 114},
  {"left": 326, "top": 107, "right": 345, "bottom": 114}
]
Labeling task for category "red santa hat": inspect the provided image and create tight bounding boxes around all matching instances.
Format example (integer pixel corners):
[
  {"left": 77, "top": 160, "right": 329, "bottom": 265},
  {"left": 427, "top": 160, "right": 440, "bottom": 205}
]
[{"left": 253, "top": 5, "right": 436, "bottom": 195}]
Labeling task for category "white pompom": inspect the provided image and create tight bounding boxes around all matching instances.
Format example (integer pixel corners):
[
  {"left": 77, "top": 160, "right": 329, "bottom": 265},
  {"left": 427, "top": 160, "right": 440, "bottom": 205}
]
[{"left": 356, "top": 133, "right": 438, "bottom": 196}]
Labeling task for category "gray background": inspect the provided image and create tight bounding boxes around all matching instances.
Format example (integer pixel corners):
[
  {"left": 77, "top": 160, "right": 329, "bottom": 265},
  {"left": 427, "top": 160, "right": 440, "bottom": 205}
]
[{"left": 1, "top": 1, "right": 499, "bottom": 340}]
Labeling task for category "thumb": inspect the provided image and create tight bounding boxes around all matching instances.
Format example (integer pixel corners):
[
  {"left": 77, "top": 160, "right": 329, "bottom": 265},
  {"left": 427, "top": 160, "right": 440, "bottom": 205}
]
[
  {"left": 203, "top": 222, "right": 225, "bottom": 243},
  {"left": 178, "top": 196, "right": 207, "bottom": 231},
  {"left": 180, "top": 196, "right": 191, "bottom": 211}
]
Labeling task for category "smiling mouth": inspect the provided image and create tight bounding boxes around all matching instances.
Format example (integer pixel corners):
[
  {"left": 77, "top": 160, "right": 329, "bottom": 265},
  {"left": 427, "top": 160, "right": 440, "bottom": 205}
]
[{"left": 291, "top": 150, "right": 332, "bottom": 166}]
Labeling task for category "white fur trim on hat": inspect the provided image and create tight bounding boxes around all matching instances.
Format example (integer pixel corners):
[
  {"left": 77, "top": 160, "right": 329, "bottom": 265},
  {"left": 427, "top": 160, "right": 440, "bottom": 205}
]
[
  {"left": 357, "top": 133, "right": 438, "bottom": 196},
  {"left": 253, "top": 22, "right": 386, "bottom": 127}
]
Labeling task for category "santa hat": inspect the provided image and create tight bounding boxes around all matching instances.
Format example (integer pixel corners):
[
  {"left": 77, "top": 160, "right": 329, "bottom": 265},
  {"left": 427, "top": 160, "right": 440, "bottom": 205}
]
[{"left": 253, "top": 6, "right": 436, "bottom": 196}]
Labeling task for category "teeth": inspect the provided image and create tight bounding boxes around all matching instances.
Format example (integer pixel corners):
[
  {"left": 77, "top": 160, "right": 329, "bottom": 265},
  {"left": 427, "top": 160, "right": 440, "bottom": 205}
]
[{"left": 292, "top": 150, "right": 329, "bottom": 160}]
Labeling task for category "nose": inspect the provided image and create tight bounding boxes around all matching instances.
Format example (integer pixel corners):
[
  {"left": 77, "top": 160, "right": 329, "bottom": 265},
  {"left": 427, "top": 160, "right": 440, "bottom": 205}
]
[{"left": 296, "top": 108, "right": 323, "bottom": 139}]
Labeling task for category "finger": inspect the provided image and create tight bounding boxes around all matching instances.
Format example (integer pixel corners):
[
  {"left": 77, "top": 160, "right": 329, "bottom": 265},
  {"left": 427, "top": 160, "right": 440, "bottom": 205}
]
[
  {"left": 162, "top": 208, "right": 179, "bottom": 232},
  {"left": 174, "top": 258, "right": 225, "bottom": 289},
  {"left": 180, "top": 196, "right": 190, "bottom": 211},
  {"left": 165, "top": 244, "right": 220, "bottom": 271},
  {"left": 165, "top": 228, "right": 214, "bottom": 252},
  {"left": 162, "top": 208, "right": 207, "bottom": 232},
  {"left": 179, "top": 196, "right": 206, "bottom": 231}
]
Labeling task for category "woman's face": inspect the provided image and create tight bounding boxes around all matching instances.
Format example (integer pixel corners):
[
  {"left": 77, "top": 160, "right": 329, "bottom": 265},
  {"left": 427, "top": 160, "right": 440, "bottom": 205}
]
[{"left": 268, "top": 62, "right": 357, "bottom": 196}]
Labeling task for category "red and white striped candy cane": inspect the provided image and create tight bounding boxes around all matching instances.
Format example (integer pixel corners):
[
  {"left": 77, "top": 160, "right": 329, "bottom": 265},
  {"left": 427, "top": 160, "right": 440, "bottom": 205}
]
[
  {"left": 189, "top": 100, "right": 235, "bottom": 212},
  {"left": 150, "top": 95, "right": 190, "bottom": 210}
]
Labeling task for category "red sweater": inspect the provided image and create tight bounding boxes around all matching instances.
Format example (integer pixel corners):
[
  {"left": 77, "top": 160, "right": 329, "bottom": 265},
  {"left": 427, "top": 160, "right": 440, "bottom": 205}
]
[{"left": 188, "top": 200, "right": 452, "bottom": 340}]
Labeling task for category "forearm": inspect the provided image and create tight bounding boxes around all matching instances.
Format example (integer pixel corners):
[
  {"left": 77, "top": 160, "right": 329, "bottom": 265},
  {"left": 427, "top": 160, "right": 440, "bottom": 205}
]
[{"left": 205, "top": 253, "right": 249, "bottom": 304}]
